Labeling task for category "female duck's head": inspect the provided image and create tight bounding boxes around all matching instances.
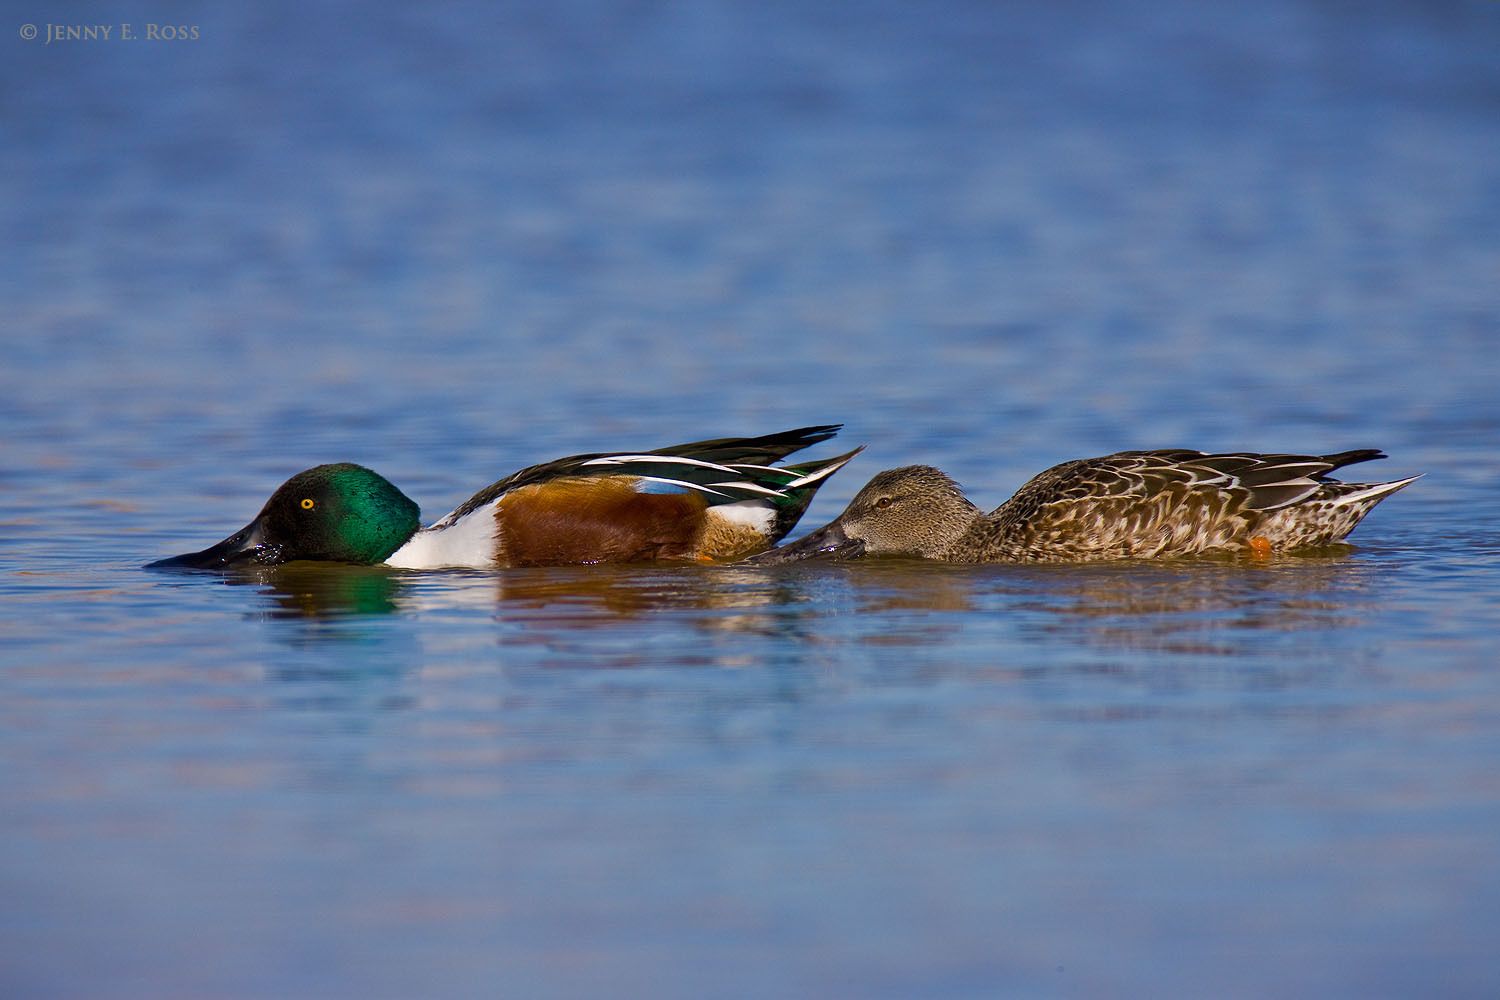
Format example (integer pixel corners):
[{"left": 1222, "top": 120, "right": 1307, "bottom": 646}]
[
  {"left": 149, "top": 463, "right": 420, "bottom": 568},
  {"left": 747, "top": 465, "right": 980, "bottom": 563}
]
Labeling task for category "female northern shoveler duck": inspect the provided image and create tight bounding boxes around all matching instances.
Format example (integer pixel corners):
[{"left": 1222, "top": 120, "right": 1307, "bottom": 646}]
[
  {"left": 149, "top": 426, "right": 861, "bottom": 570},
  {"left": 748, "top": 448, "right": 1417, "bottom": 565}
]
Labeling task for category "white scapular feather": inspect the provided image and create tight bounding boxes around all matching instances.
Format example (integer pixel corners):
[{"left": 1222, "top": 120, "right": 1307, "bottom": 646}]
[
  {"left": 582, "top": 455, "right": 740, "bottom": 473},
  {"left": 708, "top": 481, "right": 787, "bottom": 498},
  {"left": 633, "top": 476, "right": 729, "bottom": 497}
]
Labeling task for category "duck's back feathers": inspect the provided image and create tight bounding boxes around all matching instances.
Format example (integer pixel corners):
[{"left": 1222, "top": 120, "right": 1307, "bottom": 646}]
[
  {"left": 980, "top": 448, "right": 1411, "bottom": 562},
  {"left": 1072, "top": 448, "right": 1389, "bottom": 512},
  {"left": 433, "top": 425, "right": 843, "bottom": 528},
  {"left": 390, "top": 426, "right": 856, "bottom": 568},
  {"left": 645, "top": 425, "right": 843, "bottom": 467}
]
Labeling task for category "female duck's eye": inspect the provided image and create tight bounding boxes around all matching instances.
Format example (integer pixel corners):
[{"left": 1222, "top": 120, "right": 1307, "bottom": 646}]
[
  {"left": 300, "top": 498, "right": 315, "bottom": 510},
  {"left": 875, "top": 497, "right": 893, "bottom": 510}
]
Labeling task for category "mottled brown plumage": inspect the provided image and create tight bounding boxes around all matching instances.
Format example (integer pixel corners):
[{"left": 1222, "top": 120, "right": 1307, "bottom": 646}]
[{"left": 748, "top": 449, "right": 1418, "bottom": 565}]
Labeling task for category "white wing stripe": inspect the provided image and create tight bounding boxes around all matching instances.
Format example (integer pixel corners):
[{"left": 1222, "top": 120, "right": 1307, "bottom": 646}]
[
  {"left": 1255, "top": 477, "right": 1323, "bottom": 488},
  {"left": 708, "top": 481, "right": 787, "bottom": 498},
  {"left": 634, "top": 476, "right": 730, "bottom": 497},
  {"left": 1258, "top": 465, "right": 1330, "bottom": 478},
  {"left": 787, "top": 456, "right": 857, "bottom": 488},
  {"left": 582, "top": 454, "right": 741, "bottom": 474}
]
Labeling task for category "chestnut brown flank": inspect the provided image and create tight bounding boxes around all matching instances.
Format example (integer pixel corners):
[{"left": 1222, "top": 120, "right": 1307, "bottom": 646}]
[{"left": 495, "top": 478, "right": 708, "bottom": 566}]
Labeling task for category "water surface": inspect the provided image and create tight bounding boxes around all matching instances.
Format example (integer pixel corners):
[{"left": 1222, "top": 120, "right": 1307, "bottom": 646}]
[{"left": 4, "top": 2, "right": 1500, "bottom": 997}]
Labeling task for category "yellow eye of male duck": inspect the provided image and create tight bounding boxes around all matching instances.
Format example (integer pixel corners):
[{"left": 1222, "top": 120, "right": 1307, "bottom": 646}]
[{"left": 300, "top": 498, "right": 315, "bottom": 510}]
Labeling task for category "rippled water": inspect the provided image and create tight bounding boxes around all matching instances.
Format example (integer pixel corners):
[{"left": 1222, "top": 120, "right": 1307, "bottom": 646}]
[{"left": 5, "top": 2, "right": 1500, "bottom": 997}]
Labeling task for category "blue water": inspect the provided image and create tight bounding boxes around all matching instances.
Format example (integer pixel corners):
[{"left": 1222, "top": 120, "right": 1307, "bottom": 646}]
[{"left": 4, "top": 2, "right": 1500, "bottom": 996}]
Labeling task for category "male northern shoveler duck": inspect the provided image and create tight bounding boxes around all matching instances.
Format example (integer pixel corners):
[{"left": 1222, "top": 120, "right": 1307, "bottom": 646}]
[
  {"left": 149, "top": 426, "right": 860, "bottom": 570},
  {"left": 748, "top": 448, "right": 1417, "bottom": 564}
]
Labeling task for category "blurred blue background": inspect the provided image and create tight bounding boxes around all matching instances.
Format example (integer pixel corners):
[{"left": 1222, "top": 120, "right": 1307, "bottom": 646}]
[{"left": 3, "top": 2, "right": 1499, "bottom": 997}]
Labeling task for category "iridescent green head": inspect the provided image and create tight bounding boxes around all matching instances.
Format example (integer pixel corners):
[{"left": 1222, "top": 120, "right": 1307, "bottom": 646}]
[{"left": 149, "top": 463, "right": 420, "bottom": 568}]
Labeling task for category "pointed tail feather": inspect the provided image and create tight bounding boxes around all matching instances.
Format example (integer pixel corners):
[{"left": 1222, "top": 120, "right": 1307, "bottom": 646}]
[
  {"left": 1329, "top": 474, "right": 1421, "bottom": 508},
  {"left": 781, "top": 446, "right": 864, "bottom": 488},
  {"left": 766, "top": 446, "right": 865, "bottom": 541}
]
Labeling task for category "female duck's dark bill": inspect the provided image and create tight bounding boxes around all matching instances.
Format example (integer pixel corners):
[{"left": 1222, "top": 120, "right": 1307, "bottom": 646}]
[
  {"left": 744, "top": 520, "right": 865, "bottom": 565},
  {"left": 146, "top": 519, "right": 284, "bottom": 569}
]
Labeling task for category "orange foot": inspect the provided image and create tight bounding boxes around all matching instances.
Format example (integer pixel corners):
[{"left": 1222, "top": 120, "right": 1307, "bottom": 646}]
[{"left": 1248, "top": 535, "right": 1273, "bottom": 557}]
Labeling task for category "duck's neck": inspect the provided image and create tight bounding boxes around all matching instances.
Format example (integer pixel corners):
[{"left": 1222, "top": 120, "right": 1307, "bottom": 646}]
[{"left": 925, "top": 503, "right": 984, "bottom": 559}]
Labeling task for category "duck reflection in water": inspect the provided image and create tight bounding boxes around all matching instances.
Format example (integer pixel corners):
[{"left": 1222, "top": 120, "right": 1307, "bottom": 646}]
[{"left": 204, "top": 541, "right": 1387, "bottom": 680}]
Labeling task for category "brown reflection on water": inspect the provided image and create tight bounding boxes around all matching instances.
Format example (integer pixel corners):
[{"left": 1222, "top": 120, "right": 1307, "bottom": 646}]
[
  {"left": 978, "top": 551, "right": 1389, "bottom": 701},
  {"left": 489, "top": 566, "right": 789, "bottom": 628},
  {"left": 1011, "top": 550, "right": 1373, "bottom": 644},
  {"left": 486, "top": 566, "right": 828, "bottom": 669},
  {"left": 222, "top": 548, "right": 1384, "bottom": 673}
]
